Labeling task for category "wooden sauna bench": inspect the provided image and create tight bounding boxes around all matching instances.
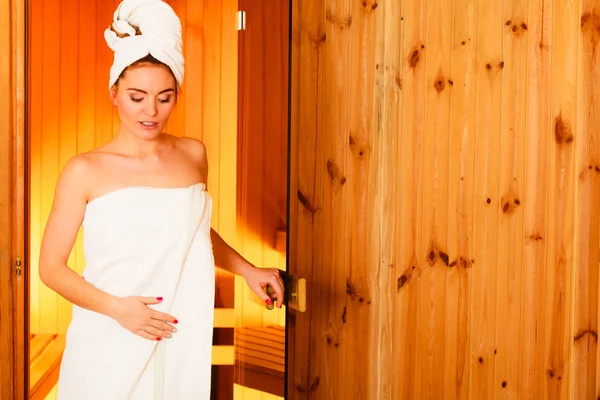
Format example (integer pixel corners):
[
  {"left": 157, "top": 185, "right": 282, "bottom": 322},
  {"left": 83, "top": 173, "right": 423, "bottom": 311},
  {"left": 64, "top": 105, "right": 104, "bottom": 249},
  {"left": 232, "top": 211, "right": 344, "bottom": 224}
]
[
  {"left": 29, "top": 333, "right": 65, "bottom": 400},
  {"left": 234, "top": 326, "right": 285, "bottom": 397}
]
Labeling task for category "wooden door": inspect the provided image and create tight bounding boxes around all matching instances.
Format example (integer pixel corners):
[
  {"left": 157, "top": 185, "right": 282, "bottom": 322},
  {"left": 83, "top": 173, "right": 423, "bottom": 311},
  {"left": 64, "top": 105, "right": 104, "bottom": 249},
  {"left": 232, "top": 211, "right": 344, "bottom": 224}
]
[
  {"left": 236, "top": 0, "right": 290, "bottom": 398},
  {"left": 0, "top": 0, "right": 27, "bottom": 398}
]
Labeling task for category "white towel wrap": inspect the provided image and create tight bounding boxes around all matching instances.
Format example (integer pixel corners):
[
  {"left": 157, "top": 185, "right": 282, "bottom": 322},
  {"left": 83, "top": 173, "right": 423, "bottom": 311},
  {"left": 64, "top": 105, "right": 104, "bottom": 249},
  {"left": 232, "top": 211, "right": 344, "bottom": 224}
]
[{"left": 104, "top": 0, "right": 184, "bottom": 89}]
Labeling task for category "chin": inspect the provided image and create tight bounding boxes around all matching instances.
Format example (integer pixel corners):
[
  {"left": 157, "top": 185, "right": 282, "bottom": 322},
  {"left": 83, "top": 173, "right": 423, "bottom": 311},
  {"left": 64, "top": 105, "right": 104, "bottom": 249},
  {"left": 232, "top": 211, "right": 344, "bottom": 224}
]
[{"left": 129, "top": 123, "right": 166, "bottom": 140}]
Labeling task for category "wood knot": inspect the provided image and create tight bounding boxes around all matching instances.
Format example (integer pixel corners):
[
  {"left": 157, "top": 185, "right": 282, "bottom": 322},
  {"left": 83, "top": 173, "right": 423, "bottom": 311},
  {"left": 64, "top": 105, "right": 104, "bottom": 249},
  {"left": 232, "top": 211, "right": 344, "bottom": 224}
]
[
  {"left": 506, "top": 20, "right": 528, "bottom": 37},
  {"left": 361, "top": 1, "right": 378, "bottom": 11},
  {"left": 439, "top": 251, "right": 449, "bottom": 266},
  {"left": 574, "top": 329, "right": 599, "bottom": 342},
  {"left": 326, "top": 159, "right": 347, "bottom": 192},
  {"left": 310, "top": 377, "right": 320, "bottom": 392},
  {"left": 427, "top": 249, "right": 437, "bottom": 266},
  {"left": 298, "top": 190, "right": 318, "bottom": 215},
  {"left": 529, "top": 233, "right": 543, "bottom": 241},
  {"left": 408, "top": 47, "right": 422, "bottom": 68},
  {"left": 434, "top": 77, "right": 446, "bottom": 92},
  {"left": 581, "top": 13, "right": 600, "bottom": 46},
  {"left": 555, "top": 113, "right": 574, "bottom": 145},
  {"left": 326, "top": 10, "right": 353, "bottom": 30},
  {"left": 296, "top": 384, "right": 306, "bottom": 393},
  {"left": 547, "top": 369, "right": 555, "bottom": 378},
  {"left": 349, "top": 135, "right": 370, "bottom": 159},
  {"left": 398, "top": 274, "right": 408, "bottom": 290},
  {"left": 478, "top": 357, "right": 484, "bottom": 365},
  {"left": 398, "top": 265, "right": 419, "bottom": 291},
  {"left": 502, "top": 381, "right": 507, "bottom": 388},
  {"left": 501, "top": 194, "right": 520, "bottom": 215}
]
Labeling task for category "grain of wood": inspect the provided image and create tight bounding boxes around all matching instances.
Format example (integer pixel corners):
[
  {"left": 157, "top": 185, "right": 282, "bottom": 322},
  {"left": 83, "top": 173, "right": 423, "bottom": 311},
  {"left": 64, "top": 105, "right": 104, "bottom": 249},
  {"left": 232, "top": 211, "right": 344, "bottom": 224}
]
[
  {"left": 446, "top": 1, "right": 477, "bottom": 398},
  {"left": 493, "top": 0, "right": 529, "bottom": 397},
  {"left": 395, "top": 0, "right": 427, "bottom": 397},
  {"left": 468, "top": 4, "right": 504, "bottom": 399},
  {"left": 418, "top": 0, "right": 452, "bottom": 397},
  {"left": 370, "top": 0, "right": 400, "bottom": 398},
  {"left": 0, "top": 1, "right": 16, "bottom": 397},
  {"left": 519, "top": 0, "right": 553, "bottom": 397},
  {"left": 575, "top": 2, "right": 600, "bottom": 399}
]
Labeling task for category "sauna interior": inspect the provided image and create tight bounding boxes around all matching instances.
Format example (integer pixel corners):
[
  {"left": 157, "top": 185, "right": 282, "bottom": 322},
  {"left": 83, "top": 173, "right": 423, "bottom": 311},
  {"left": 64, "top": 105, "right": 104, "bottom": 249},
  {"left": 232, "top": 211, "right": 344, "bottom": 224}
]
[{"left": 27, "top": 0, "right": 289, "bottom": 399}]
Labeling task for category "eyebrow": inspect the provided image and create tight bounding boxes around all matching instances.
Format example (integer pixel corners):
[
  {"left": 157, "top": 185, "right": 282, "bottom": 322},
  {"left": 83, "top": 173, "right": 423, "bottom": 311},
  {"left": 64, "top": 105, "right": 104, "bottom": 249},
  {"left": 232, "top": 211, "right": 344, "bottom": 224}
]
[{"left": 126, "top": 88, "right": 175, "bottom": 94}]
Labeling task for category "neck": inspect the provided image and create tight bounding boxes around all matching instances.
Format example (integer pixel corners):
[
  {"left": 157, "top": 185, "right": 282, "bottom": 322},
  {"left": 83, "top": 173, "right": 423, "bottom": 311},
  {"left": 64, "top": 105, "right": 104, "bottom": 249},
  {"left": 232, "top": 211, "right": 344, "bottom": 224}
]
[{"left": 113, "top": 127, "right": 165, "bottom": 157}]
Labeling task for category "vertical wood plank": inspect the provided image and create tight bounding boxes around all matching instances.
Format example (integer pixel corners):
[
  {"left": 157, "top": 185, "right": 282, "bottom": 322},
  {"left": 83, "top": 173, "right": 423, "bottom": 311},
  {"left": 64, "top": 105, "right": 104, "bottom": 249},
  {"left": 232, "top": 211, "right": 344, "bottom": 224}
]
[
  {"left": 0, "top": 0, "right": 20, "bottom": 396},
  {"left": 203, "top": 0, "right": 221, "bottom": 229},
  {"left": 289, "top": 0, "right": 325, "bottom": 396},
  {"left": 493, "top": 0, "right": 528, "bottom": 396},
  {"left": 519, "top": 0, "right": 553, "bottom": 397},
  {"left": 287, "top": 0, "right": 302, "bottom": 395},
  {"left": 371, "top": 0, "right": 400, "bottom": 398},
  {"left": 39, "top": 0, "right": 61, "bottom": 334},
  {"left": 94, "top": 0, "right": 114, "bottom": 148},
  {"left": 396, "top": 0, "right": 427, "bottom": 397},
  {"left": 29, "top": 0, "right": 43, "bottom": 335},
  {"left": 469, "top": 0, "right": 503, "bottom": 398},
  {"left": 446, "top": 0, "right": 477, "bottom": 398},
  {"left": 575, "top": 1, "right": 600, "bottom": 398},
  {"left": 544, "top": 0, "right": 578, "bottom": 397},
  {"left": 57, "top": 0, "right": 79, "bottom": 335},
  {"left": 418, "top": 0, "right": 452, "bottom": 397},
  {"left": 12, "top": 0, "right": 26, "bottom": 395},
  {"left": 343, "top": 1, "right": 377, "bottom": 398}
]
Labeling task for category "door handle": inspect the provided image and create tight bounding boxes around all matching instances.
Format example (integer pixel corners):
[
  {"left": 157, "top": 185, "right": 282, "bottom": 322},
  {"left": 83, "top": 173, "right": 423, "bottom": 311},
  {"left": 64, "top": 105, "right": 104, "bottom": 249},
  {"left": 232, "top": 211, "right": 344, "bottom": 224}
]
[{"left": 258, "top": 270, "right": 306, "bottom": 312}]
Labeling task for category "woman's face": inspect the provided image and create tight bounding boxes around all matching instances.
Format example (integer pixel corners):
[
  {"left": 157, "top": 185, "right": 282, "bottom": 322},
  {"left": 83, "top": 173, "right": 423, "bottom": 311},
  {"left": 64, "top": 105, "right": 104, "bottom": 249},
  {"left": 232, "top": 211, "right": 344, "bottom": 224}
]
[{"left": 110, "top": 64, "right": 177, "bottom": 140}]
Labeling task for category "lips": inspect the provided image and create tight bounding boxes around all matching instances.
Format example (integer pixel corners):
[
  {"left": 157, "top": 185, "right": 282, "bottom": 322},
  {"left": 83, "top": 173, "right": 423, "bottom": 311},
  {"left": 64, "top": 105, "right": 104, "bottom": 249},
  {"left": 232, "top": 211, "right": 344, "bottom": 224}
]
[{"left": 139, "top": 121, "right": 159, "bottom": 130}]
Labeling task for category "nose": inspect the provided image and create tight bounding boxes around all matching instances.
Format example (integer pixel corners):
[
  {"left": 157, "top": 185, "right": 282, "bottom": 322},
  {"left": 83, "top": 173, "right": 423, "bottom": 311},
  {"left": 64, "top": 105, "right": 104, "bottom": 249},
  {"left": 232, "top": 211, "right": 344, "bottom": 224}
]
[{"left": 143, "top": 101, "right": 158, "bottom": 117}]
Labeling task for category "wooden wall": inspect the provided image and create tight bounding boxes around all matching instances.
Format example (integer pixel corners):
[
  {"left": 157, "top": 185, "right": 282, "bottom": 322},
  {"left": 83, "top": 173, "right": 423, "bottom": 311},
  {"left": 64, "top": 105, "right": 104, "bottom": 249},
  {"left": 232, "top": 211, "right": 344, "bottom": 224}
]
[
  {"left": 1, "top": 0, "right": 26, "bottom": 398},
  {"left": 28, "top": 0, "right": 238, "bottom": 335},
  {"left": 288, "top": 0, "right": 600, "bottom": 399}
]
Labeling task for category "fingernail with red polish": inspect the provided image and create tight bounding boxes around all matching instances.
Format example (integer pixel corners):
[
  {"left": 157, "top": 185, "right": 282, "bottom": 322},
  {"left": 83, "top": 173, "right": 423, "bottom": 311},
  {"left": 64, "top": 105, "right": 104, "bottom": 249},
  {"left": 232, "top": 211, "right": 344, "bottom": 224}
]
[
  {"left": 156, "top": 337, "right": 161, "bottom": 341},
  {"left": 265, "top": 299, "right": 272, "bottom": 306},
  {"left": 174, "top": 319, "right": 179, "bottom": 324},
  {"left": 157, "top": 297, "right": 163, "bottom": 301}
]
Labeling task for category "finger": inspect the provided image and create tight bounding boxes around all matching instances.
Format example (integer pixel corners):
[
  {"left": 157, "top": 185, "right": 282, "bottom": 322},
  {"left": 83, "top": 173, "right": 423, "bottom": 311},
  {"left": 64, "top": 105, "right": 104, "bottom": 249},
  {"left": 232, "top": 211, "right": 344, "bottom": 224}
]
[
  {"left": 253, "top": 284, "right": 273, "bottom": 306},
  {"left": 270, "top": 279, "right": 285, "bottom": 308},
  {"left": 150, "top": 319, "right": 177, "bottom": 333},
  {"left": 137, "top": 330, "right": 163, "bottom": 341},
  {"left": 144, "top": 326, "right": 172, "bottom": 339},
  {"left": 138, "top": 296, "right": 164, "bottom": 305},
  {"left": 276, "top": 273, "right": 285, "bottom": 293},
  {"left": 151, "top": 311, "right": 178, "bottom": 324}
]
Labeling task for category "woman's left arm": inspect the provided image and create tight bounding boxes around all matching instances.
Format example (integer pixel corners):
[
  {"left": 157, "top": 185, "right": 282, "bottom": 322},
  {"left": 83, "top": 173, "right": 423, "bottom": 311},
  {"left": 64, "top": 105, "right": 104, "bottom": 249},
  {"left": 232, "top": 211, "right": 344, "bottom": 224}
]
[
  {"left": 210, "top": 229, "right": 285, "bottom": 309},
  {"left": 184, "top": 138, "right": 284, "bottom": 307}
]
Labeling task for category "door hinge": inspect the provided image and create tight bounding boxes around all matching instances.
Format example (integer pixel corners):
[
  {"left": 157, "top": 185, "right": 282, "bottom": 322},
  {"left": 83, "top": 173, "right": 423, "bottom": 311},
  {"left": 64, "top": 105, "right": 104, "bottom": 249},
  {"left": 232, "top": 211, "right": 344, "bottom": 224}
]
[
  {"left": 237, "top": 10, "right": 246, "bottom": 31},
  {"left": 15, "top": 256, "right": 22, "bottom": 278}
]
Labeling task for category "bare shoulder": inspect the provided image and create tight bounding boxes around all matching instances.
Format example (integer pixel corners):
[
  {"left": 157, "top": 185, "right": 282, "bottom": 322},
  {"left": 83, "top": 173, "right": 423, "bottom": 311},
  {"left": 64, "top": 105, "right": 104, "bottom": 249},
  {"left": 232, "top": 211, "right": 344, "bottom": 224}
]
[
  {"left": 57, "top": 151, "right": 105, "bottom": 201},
  {"left": 59, "top": 153, "right": 93, "bottom": 185},
  {"left": 176, "top": 136, "right": 207, "bottom": 163}
]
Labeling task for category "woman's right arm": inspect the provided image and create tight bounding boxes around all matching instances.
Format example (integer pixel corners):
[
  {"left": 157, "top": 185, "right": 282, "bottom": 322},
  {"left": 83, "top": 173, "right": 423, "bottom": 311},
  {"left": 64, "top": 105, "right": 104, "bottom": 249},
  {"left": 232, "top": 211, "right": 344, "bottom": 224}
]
[{"left": 39, "top": 155, "right": 177, "bottom": 341}]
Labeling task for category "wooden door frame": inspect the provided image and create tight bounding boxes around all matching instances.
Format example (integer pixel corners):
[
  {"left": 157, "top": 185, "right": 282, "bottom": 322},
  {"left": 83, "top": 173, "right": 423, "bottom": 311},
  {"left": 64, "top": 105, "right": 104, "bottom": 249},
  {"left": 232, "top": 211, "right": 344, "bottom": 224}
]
[{"left": 1, "top": 0, "right": 27, "bottom": 399}]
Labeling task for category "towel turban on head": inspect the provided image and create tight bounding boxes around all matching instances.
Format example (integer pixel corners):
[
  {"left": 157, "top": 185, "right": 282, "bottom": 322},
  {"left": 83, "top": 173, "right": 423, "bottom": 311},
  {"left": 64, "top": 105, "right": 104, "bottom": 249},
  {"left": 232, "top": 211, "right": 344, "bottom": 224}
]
[{"left": 104, "top": 0, "right": 184, "bottom": 89}]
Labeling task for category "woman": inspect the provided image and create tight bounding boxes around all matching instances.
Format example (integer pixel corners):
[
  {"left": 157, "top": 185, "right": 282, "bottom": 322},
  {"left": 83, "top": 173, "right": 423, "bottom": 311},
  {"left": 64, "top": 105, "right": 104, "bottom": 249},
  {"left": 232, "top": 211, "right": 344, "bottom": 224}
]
[{"left": 38, "top": 1, "right": 284, "bottom": 399}]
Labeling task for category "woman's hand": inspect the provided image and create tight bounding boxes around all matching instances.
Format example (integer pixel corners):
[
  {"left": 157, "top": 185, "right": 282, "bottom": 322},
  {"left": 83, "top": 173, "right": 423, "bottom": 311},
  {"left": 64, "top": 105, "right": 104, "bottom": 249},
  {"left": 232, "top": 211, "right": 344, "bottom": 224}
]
[
  {"left": 110, "top": 296, "right": 178, "bottom": 341},
  {"left": 243, "top": 266, "right": 285, "bottom": 308}
]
